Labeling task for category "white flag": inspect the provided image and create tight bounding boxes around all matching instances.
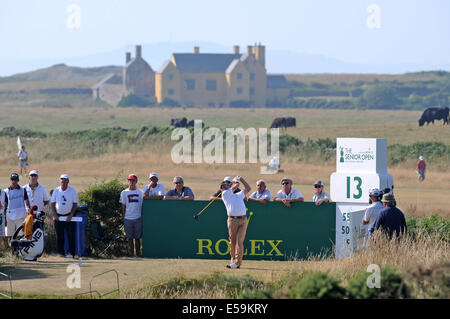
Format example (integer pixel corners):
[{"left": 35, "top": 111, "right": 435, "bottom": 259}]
[{"left": 17, "top": 136, "right": 22, "bottom": 151}]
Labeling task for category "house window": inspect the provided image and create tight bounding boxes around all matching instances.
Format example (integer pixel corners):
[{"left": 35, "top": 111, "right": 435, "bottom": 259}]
[
  {"left": 250, "top": 73, "right": 255, "bottom": 81},
  {"left": 168, "top": 89, "right": 174, "bottom": 95},
  {"left": 184, "top": 79, "right": 195, "bottom": 90},
  {"left": 206, "top": 79, "right": 217, "bottom": 91},
  {"left": 237, "top": 73, "right": 243, "bottom": 80},
  {"left": 250, "top": 88, "right": 255, "bottom": 96},
  {"left": 168, "top": 74, "right": 174, "bottom": 80},
  {"left": 237, "top": 88, "right": 243, "bottom": 94}
]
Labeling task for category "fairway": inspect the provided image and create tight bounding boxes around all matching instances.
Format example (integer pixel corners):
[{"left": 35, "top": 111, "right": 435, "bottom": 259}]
[{"left": 0, "top": 255, "right": 297, "bottom": 297}]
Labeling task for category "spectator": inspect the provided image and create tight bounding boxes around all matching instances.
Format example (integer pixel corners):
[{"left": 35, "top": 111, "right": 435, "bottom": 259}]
[
  {"left": 51, "top": 174, "right": 78, "bottom": 258},
  {"left": 362, "top": 188, "right": 384, "bottom": 236},
  {"left": 17, "top": 146, "right": 29, "bottom": 176},
  {"left": 0, "top": 188, "right": 5, "bottom": 240},
  {"left": 210, "top": 176, "right": 239, "bottom": 201},
  {"left": 3, "top": 173, "right": 30, "bottom": 251},
  {"left": 248, "top": 180, "right": 271, "bottom": 205},
  {"left": 416, "top": 156, "right": 426, "bottom": 182},
  {"left": 143, "top": 172, "right": 164, "bottom": 200},
  {"left": 24, "top": 170, "right": 50, "bottom": 213},
  {"left": 312, "top": 180, "right": 330, "bottom": 206},
  {"left": 273, "top": 177, "right": 304, "bottom": 207},
  {"left": 164, "top": 176, "right": 194, "bottom": 200},
  {"left": 220, "top": 176, "right": 251, "bottom": 269},
  {"left": 120, "top": 174, "right": 144, "bottom": 258},
  {"left": 372, "top": 193, "right": 407, "bottom": 240}
]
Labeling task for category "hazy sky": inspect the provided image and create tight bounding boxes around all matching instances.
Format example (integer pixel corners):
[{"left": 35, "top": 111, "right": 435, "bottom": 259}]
[{"left": 1, "top": 0, "right": 449, "bottom": 73}]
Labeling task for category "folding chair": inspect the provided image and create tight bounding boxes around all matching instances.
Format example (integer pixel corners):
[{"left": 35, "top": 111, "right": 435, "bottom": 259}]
[{"left": 90, "top": 221, "right": 122, "bottom": 256}]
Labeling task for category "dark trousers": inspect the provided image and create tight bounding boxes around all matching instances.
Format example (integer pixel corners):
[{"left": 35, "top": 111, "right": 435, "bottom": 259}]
[{"left": 55, "top": 219, "right": 76, "bottom": 256}]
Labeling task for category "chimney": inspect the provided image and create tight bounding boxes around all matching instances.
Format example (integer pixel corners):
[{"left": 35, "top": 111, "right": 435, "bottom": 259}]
[
  {"left": 135, "top": 45, "right": 142, "bottom": 58},
  {"left": 254, "top": 43, "right": 266, "bottom": 67},
  {"left": 247, "top": 45, "right": 253, "bottom": 56},
  {"left": 194, "top": 46, "right": 200, "bottom": 54},
  {"left": 125, "top": 52, "right": 131, "bottom": 64},
  {"left": 233, "top": 45, "right": 240, "bottom": 54}
]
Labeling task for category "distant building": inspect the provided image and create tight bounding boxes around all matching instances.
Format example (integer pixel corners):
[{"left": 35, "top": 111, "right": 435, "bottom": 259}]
[
  {"left": 266, "top": 75, "right": 291, "bottom": 106},
  {"left": 92, "top": 45, "right": 156, "bottom": 106},
  {"left": 93, "top": 43, "right": 289, "bottom": 107}
]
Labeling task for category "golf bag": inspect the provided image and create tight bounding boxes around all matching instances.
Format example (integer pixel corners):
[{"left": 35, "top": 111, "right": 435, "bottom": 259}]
[{"left": 11, "top": 207, "right": 45, "bottom": 261}]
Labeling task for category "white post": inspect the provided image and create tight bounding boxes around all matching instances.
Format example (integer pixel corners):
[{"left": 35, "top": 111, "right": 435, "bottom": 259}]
[{"left": 330, "top": 138, "right": 393, "bottom": 258}]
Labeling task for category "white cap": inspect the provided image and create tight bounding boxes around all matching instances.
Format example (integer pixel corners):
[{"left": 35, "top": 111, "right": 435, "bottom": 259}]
[
  {"left": 60, "top": 174, "right": 69, "bottom": 179},
  {"left": 223, "top": 176, "right": 233, "bottom": 183},
  {"left": 369, "top": 188, "right": 382, "bottom": 197},
  {"left": 149, "top": 172, "right": 158, "bottom": 179},
  {"left": 419, "top": 156, "right": 424, "bottom": 161},
  {"left": 29, "top": 170, "right": 39, "bottom": 176}
]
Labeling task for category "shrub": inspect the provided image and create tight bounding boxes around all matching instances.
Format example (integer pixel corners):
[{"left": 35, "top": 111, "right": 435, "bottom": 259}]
[
  {"left": 406, "top": 214, "right": 450, "bottom": 242},
  {"left": 287, "top": 271, "right": 346, "bottom": 299},
  {"left": 78, "top": 178, "right": 129, "bottom": 256},
  {"left": 347, "top": 266, "right": 411, "bottom": 299},
  {"left": 118, "top": 94, "right": 153, "bottom": 107},
  {"left": 229, "top": 100, "right": 253, "bottom": 108},
  {"left": 159, "top": 98, "right": 181, "bottom": 107}
]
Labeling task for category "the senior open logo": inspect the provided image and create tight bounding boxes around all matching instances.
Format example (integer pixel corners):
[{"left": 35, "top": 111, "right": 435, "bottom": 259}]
[{"left": 170, "top": 120, "right": 279, "bottom": 173}]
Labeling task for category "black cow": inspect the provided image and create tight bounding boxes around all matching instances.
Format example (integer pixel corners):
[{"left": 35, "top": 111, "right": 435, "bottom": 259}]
[
  {"left": 418, "top": 107, "right": 449, "bottom": 126},
  {"left": 171, "top": 117, "right": 188, "bottom": 128},
  {"left": 270, "top": 117, "right": 296, "bottom": 129}
]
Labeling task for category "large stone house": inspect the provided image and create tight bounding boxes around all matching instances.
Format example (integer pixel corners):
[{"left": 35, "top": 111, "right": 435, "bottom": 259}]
[
  {"left": 93, "top": 44, "right": 290, "bottom": 107},
  {"left": 92, "top": 45, "right": 156, "bottom": 105}
]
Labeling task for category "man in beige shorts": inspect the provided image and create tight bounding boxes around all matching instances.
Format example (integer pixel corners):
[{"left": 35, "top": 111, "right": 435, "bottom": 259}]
[{"left": 220, "top": 176, "right": 251, "bottom": 269}]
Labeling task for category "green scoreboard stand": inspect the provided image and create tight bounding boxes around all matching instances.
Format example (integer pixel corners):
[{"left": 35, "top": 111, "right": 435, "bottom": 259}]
[{"left": 142, "top": 200, "right": 336, "bottom": 260}]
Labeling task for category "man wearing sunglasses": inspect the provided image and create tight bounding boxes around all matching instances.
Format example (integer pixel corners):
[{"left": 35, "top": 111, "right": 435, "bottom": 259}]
[
  {"left": 273, "top": 177, "right": 304, "bottom": 207},
  {"left": 312, "top": 180, "right": 330, "bottom": 206},
  {"left": 164, "top": 176, "right": 195, "bottom": 200}
]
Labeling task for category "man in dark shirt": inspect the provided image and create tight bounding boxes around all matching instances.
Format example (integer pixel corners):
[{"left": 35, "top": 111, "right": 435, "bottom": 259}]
[{"left": 371, "top": 193, "right": 407, "bottom": 240}]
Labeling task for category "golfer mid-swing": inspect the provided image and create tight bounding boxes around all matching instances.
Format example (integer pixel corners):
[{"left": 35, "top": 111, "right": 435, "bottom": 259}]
[{"left": 220, "top": 176, "right": 251, "bottom": 269}]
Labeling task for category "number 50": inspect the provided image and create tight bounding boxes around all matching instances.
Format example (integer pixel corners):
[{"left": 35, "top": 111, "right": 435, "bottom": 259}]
[{"left": 347, "top": 176, "right": 362, "bottom": 199}]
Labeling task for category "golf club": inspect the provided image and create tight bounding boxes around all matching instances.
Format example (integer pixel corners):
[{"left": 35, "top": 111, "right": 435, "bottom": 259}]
[{"left": 194, "top": 192, "right": 222, "bottom": 221}]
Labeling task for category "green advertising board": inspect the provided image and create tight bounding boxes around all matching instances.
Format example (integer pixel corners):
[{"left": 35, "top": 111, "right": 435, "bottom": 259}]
[{"left": 143, "top": 200, "right": 336, "bottom": 260}]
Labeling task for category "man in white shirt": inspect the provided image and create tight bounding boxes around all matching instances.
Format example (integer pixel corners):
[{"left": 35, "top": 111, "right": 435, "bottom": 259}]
[
  {"left": 24, "top": 170, "right": 50, "bottom": 212},
  {"left": 4, "top": 173, "right": 30, "bottom": 250},
  {"left": 312, "top": 180, "right": 330, "bottom": 206},
  {"left": 51, "top": 174, "right": 78, "bottom": 258},
  {"left": 143, "top": 172, "right": 164, "bottom": 200},
  {"left": 221, "top": 176, "right": 251, "bottom": 269},
  {"left": 17, "top": 146, "right": 29, "bottom": 176},
  {"left": 273, "top": 177, "right": 304, "bottom": 207},
  {"left": 120, "top": 174, "right": 144, "bottom": 257},
  {"left": 362, "top": 188, "right": 384, "bottom": 237},
  {"left": 248, "top": 180, "right": 271, "bottom": 205}
]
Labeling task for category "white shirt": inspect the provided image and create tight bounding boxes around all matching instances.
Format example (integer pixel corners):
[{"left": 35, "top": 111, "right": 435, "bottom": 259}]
[
  {"left": 363, "top": 201, "right": 384, "bottom": 233},
  {"left": 250, "top": 189, "right": 271, "bottom": 201},
  {"left": 25, "top": 183, "right": 50, "bottom": 212},
  {"left": 312, "top": 191, "right": 330, "bottom": 203},
  {"left": 120, "top": 188, "right": 144, "bottom": 220},
  {"left": 51, "top": 186, "right": 78, "bottom": 215},
  {"left": 18, "top": 150, "right": 28, "bottom": 160},
  {"left": 143, "top": 183, "right": 165, "bottom": 197},
  {"left": 221, "top": 189, "right": 246, "bottom": 216},
  {"left": 274, "top": 188, "right": 303, "bottom": 200}
]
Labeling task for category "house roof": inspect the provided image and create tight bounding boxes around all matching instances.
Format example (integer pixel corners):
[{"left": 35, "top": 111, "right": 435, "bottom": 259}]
[
  {"left": 158, "top": 60, "right": 172, "bottom": 73},
  {"left": 225, "top": 59, "right": 240, "bottom": 74},
  {"left": 172, "top": 53, "right": 242, "bottom": 73},
  {"left": 267, "top": 75, "right": 290, "bottom": 89},
  {"left": 92, "top": 73, "right": 123, "bottom": 89}
]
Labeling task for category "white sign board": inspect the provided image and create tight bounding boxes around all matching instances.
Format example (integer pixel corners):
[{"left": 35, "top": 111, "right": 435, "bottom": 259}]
[
  {"left": 332, "top": 138, "right": 393, "bottom": 258},
  {"left": 336, "top": 138, "right": 387, "bottom": 173}
]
